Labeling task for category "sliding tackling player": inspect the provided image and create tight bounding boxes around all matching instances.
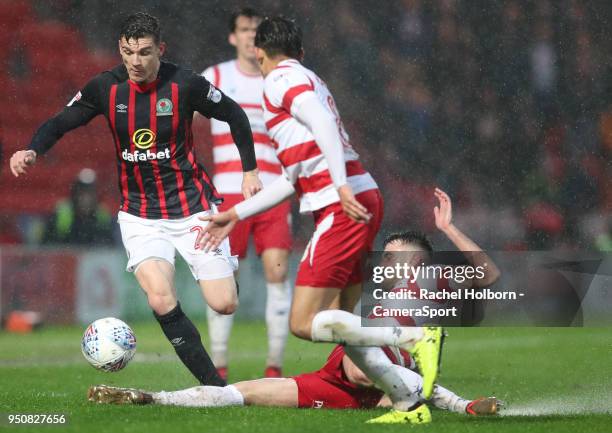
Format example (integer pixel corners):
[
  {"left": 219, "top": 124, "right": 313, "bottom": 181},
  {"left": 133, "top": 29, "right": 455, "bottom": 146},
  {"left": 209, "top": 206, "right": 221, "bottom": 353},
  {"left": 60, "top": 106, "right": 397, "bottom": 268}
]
[{"left": 88, "top": 343, "right": 500, "bottom": 416}]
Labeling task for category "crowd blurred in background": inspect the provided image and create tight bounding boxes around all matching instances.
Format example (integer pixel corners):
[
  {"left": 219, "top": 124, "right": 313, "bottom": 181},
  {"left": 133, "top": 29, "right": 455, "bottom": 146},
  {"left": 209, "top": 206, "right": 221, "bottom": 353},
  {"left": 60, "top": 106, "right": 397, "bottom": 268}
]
[{"left": 1, "top": 0, "right": 610, "bottom": 252}]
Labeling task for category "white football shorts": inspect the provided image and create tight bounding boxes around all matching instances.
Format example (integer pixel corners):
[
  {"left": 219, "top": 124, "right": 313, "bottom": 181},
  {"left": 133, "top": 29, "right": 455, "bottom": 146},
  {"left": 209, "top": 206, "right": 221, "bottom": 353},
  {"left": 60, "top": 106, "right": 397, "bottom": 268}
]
[{"left": 118, "top": 208, "right": 238, "bottom": 281}]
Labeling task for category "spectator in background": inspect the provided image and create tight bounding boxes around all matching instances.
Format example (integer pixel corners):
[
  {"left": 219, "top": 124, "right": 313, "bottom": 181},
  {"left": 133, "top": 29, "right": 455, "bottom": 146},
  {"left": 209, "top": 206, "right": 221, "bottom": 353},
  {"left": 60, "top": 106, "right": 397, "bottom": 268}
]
[
  {"left": 395, "top": 0, "right": 431, "bottom": 60},
  {"left": 0, "top": 214, "right": 21, "bottom": 244},
  {"left": 529, "top": 19, "right": 558, "bottom": 125},
  {"left": 0, "top": 121, "right": 20, "bottom": 244},
  {"left": 43, "top": 168, "right": 114, "bottom": 246},
  {"left": 4, "top": 0, "right": 611, "bottom": 251},
  {"left": 595, "top": 220, "right": 612, "bottom": 252}
]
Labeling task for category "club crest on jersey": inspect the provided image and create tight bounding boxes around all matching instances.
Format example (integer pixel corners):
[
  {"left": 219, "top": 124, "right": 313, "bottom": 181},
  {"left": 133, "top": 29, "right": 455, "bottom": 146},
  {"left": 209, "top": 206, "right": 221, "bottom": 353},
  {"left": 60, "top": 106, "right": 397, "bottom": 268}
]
[
  {"left": 156, "top": 98, "right": 173, "bottom": 116},
  {"left": 207, "top": 84, "right": 222, "bottom": 103}
]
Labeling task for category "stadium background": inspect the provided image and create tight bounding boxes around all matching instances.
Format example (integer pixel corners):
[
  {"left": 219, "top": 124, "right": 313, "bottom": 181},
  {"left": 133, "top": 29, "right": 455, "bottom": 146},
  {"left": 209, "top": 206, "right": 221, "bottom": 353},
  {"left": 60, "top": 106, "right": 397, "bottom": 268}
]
[{"left": 0, "top": 0, "right": 610, "bottom": 324}]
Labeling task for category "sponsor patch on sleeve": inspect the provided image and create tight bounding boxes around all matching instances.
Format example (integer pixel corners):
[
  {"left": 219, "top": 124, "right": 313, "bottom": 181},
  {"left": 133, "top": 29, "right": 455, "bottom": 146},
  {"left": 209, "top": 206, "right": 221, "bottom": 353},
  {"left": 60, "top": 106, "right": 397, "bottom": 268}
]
[
  {"left": 206, "top": 84, "right": 222, "bottom": 103},
  {"left": 67, "top": 91, "right": 82, "bottom": 107}
]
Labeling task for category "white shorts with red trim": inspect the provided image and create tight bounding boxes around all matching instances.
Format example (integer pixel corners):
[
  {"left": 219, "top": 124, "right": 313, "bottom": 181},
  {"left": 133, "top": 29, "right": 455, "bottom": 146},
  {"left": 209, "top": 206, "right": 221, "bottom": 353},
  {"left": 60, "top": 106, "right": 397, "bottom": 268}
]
[{"left": 118, "top": 209, "right": 238, "bottom": 281}]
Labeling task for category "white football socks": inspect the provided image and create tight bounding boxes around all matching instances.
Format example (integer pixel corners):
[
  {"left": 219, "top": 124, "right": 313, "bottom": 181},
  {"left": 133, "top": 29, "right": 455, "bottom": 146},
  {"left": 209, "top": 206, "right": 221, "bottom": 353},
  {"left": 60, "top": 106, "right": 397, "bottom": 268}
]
[
  {"left": 311, "top": 309, "right": 423, "bottom": 348},
  {"left": 344, "top": 346, "right": 421, "bottom": 411},
  {"left": 431, "top": 384, "right": 470, "bottom": 414},
  {"left": 206, "top": 280, "right": 290, "bottom": 369},
  {"left": 311, "top": 310, "right": 425, "bottom": 411},
  {"left": 206, "top": 305, "right": 234, "bottom": 367},
  {"left": 344, "top": 346, "right": 471, "bottom": 412},
  {"left": 153, "top": 385, "right": 244, "bottom": 407},
  {"left": 265, "top": 281, "right": 290, "bottom": 368}
]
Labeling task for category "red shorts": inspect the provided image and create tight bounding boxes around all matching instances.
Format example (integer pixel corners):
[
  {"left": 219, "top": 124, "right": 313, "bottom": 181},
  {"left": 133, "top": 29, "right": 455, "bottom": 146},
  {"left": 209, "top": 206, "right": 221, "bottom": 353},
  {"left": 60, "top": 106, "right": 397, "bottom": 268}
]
[
  {"left": 296, "top": 189, "right": 383, "bottom": 288},
  {"left": 293, "top": 372, "right": 382, "bottom": 409},
  {"left": 218, "top": 193, "right": 292, "bottom": 258}
]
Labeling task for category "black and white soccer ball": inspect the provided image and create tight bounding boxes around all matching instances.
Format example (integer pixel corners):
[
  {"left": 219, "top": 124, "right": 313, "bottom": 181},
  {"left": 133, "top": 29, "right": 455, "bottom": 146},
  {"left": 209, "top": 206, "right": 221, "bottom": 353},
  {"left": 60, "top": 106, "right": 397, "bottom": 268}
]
[{"left": 81, "top": 317, "right": 136, "bottom": 372}]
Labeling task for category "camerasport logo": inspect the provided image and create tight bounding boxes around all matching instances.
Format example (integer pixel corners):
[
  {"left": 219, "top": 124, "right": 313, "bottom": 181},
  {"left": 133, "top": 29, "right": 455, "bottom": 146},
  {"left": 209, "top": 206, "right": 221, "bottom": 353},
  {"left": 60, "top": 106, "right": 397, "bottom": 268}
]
[{"left": 122, "top": 128, "right": 171, "bottom": 162}]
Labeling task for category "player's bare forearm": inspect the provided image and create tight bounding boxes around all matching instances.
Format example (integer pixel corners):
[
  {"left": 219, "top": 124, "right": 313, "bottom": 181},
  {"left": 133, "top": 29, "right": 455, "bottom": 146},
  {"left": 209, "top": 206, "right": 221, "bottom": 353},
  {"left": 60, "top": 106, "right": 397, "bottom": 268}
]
[
  {"left": 242, "top": 168, "right": 263, "bottom": 199},
  {"left": 434, "top": 188, "right": 500, "bottom": 287},
  {"left": 442, "top": 224, "right": 500, "bottom": 287}
]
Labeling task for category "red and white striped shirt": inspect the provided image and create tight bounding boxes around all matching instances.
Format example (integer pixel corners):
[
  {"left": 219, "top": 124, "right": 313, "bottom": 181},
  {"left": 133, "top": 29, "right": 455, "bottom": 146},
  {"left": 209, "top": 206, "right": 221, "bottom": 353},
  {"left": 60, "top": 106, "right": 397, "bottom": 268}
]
[
  {"left": 263, "top": 59, "right": 377, "bottom": 213},
  {"left": 203, "top": 60, "right": 282, "bottom": 194}
]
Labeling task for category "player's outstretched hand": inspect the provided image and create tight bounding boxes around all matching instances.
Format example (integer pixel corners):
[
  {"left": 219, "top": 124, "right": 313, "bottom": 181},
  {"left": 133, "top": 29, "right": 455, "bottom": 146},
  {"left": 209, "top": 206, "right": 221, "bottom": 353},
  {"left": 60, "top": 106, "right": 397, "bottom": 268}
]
[
  {"left": 338, "top": 184, "right": 371, "bottom": 224},
  {"left": 242, "top": 169, "right": 263, "bottom": 199},
  {"left": 10, "top": 150, "right": 37, "bottom": 177},
  {"left": 197, "top": 209, "right": 239, "bottom": 252},
  {"left": 434, "top": 187, "right": 453, "bottom": 232}
]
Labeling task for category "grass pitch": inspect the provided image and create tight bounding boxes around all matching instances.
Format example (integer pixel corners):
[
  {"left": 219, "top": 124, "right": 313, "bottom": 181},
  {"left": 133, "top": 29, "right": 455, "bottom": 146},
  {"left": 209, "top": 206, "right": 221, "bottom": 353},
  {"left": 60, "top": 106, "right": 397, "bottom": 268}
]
[{"left": 1, "top": 323, "right": 611, "bottom": 433}]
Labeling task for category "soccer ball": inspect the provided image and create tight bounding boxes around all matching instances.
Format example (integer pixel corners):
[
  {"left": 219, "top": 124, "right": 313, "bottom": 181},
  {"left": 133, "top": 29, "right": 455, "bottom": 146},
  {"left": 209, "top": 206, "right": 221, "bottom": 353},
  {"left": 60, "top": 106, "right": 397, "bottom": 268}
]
[{"left": 81, "top": 317, "right": 136, "bottom": 372}]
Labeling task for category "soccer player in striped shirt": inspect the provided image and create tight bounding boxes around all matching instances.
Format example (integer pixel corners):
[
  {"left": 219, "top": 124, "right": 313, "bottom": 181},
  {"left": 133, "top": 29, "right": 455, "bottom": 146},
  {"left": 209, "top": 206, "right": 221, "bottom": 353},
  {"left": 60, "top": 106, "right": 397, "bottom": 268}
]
[
  {"left": 200, "top": 8, "right": 291, "bottom": 380},
  {"left": 9, "top": 13, "right": 262, "bottom": 388},
  {"left": 196, "top": 17, "right": 442, "bottom": 424}
]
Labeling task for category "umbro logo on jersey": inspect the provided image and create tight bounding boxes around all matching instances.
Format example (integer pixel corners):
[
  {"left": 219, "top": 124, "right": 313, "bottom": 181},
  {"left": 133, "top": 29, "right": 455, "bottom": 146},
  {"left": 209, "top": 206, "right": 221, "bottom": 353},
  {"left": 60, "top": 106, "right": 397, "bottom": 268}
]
[
  {"left": 170, "top": 337, "right": 185, "bottom": 347},
  {"left": 116, "top": 103, "right": 127, "bottom": 113}
]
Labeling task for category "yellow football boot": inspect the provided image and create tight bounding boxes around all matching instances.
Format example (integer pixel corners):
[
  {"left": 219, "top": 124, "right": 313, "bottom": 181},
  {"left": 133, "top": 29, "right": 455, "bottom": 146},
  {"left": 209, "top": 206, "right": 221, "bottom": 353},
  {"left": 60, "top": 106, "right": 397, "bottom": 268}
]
[
  {"left": 366, "top": 404, "right": 432, "bottom": 425},
  {"left": 410, "top": 326, "right": 443, "bottom": 399}
]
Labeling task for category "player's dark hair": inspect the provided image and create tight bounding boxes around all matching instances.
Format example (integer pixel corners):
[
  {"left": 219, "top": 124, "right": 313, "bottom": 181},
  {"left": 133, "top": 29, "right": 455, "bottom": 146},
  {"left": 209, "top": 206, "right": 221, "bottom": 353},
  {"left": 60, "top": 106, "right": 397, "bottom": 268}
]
[
  {"left": 119, "top": 12, "right": 161, "bottom": 45},
  {"left": 383, "top": 231, "right": 434, "bottom": 253},
  {"left": 254, "top": 16, "right": 303, "bottom": 59},
  {"left": 229, "top": 7, "right": 262, "bottom": 33}
]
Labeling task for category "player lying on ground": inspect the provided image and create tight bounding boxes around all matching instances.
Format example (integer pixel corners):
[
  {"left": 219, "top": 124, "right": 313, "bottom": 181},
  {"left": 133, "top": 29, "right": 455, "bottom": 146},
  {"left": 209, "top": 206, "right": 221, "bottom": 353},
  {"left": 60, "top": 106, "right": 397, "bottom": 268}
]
[{"left": 88, "top": 344, "right": 501, "bottom": 418}]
